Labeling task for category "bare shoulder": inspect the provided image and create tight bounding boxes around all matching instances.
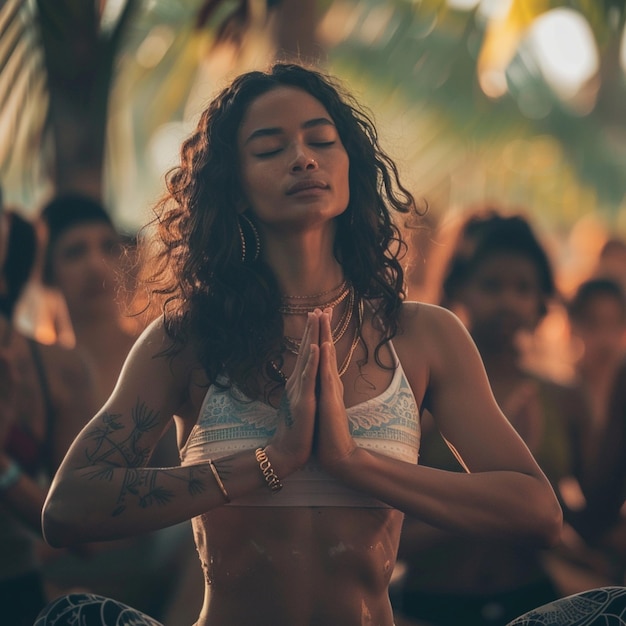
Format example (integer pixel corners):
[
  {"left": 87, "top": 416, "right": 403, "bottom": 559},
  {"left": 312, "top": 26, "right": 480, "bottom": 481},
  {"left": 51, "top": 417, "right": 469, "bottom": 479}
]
[
  {"left": 397, "top": 301, "right": 470, "bottom": 349},
  {"left": 391, "top": 302, "right": 473, "bottom": 402},
  {"left": 115, "top": 317, "right": 204, "bottom": 401},
  {"left": 395, "top": 300, "right": 486, "bottom": 387}
]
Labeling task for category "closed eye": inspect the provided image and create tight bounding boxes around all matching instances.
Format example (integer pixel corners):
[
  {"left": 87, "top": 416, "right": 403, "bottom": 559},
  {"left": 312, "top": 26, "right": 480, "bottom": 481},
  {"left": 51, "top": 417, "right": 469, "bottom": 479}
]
[{"left": 254, "top": 148, "right": 282, "bottom": 158}]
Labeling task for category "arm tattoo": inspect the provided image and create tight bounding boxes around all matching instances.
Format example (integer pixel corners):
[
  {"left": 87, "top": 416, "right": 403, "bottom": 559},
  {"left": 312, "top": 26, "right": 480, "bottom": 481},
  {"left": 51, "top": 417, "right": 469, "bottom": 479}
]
[
  {"left": 86, "top": 462, "right": 214, "bottom": 517},
  {"left": 79, "top": 398, "right": 212, "bottom": 517},
  {"left": 113, "top": 464, "right": 212, "bottom": 517},
  {"left": 82, "top": 399, "right": 160, "bottom": 468},
  {"left": 278, "top": 392, "right": 294, "bottom": 428}
]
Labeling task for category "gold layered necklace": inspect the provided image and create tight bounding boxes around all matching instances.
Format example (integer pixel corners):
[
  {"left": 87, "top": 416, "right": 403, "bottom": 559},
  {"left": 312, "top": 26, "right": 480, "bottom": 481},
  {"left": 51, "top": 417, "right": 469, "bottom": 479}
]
[
  {"left": 278, "top": 280, "right": 349, "bottom": 315},
  {"left": 283, "top": 287, "right": 355, "bottom": 355},
  {"left": 270, "top": 284, "right": 363, "bottom": 383}
]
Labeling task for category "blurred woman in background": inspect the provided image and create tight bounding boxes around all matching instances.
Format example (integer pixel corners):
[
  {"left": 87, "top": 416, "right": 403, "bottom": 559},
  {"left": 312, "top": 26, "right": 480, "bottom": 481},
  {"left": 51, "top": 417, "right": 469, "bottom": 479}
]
[{"left": 395, "top": 209, "right": 599, "bottom": 626}]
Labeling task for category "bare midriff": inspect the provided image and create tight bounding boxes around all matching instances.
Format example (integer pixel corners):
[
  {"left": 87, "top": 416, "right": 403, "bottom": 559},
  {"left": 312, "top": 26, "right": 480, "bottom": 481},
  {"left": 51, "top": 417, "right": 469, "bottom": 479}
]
[{"left": 191, "top": 506, "right": 404, "bottom": 626}]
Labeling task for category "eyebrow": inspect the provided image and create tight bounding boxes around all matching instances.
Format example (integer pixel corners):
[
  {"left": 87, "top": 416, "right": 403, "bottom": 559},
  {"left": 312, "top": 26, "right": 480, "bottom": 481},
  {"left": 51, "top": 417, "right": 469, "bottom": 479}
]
[{"left": 244, "top": 117, "right": 335, "bottom": 145}]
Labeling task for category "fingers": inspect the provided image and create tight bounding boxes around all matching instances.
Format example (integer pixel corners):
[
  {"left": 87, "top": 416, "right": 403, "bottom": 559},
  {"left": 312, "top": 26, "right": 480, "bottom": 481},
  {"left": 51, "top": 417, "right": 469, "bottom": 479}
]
[
  {"left": 288, "top": 307, "right": 335, "bottom": 388},
  {"left": 320, "top": 307, "right": 333, "bottom": 345},
  {"left": 319, "top": 309, "right": 339, "bottom": 378},
  {"left": 296, "top": 311, "right": 320, "bottom": 361},
  {"left": 288, "top": 310, "right": 321, "bottom": 392}
]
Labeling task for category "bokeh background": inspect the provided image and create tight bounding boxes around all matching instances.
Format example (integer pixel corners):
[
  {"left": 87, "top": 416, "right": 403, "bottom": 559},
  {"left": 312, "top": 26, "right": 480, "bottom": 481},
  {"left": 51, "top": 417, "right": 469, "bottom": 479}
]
[{"left": 1, "top": 0, "right": 625, "bottom": 303}]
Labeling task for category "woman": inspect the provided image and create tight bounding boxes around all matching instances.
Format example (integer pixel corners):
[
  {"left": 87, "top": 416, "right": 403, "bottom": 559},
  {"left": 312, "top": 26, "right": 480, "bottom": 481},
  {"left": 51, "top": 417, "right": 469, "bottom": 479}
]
[
  {"left": 395, "top": 210, "right": 605, "bottom": 626},
  {"left": 37, "top": 63, "right": 563, "bottom": 626},
  {"left": 0, "top": 205, "right": 97, "bottom": 626}
]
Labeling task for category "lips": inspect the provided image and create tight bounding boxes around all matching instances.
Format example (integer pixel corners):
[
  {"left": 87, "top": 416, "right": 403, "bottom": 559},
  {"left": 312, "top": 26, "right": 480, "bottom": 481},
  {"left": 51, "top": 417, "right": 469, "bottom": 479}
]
[{"left": 286, "top": 179, "right": 328, "bottom": 195}]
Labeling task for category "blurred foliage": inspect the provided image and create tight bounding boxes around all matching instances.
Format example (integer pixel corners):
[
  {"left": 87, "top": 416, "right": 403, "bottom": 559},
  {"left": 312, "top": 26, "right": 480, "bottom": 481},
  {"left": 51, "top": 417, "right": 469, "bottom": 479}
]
[
  {"left": 322, "top": 0, "right": 626, "bottom": 225},
  {"left": 0, "top": 0, "right": 624, "bottom": 235}
]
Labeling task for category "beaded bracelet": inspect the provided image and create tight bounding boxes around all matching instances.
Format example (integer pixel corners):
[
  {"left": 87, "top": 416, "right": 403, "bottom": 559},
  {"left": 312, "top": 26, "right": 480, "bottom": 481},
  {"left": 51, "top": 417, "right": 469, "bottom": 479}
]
[
  {"left": 208, "top": 460, "right": 230, "bottom": 503},
  {"left": 254, "top": 447, "right": 283, "bottom": 493},
  {"left": 0, "top": 460, "right": 22, "bottom": 492}
]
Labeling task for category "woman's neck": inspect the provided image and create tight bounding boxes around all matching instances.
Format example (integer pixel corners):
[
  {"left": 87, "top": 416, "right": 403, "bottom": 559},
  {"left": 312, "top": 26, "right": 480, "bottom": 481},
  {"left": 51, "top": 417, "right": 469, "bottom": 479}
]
[{"left": 263, "top": 228, "right": 344, "bottom": 298}]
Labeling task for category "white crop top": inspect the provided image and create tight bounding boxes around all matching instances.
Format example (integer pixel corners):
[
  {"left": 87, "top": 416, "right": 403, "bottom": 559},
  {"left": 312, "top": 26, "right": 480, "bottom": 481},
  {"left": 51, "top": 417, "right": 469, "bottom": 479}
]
[{"left": 179, "top": 342, "right": 420, "bottom": 507}]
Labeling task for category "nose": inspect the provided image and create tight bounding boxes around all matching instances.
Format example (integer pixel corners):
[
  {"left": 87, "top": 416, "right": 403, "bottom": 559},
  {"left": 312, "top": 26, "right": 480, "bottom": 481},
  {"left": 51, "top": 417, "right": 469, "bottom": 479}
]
[{"left": 290, "top": 145, "right": 318, "bottom": 173}]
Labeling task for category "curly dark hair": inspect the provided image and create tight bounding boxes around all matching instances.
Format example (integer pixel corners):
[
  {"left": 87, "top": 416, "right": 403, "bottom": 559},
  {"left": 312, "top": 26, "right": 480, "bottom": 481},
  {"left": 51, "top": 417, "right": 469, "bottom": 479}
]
[{"left": 143, "top": 62, "right": 417, "bottom": 397}]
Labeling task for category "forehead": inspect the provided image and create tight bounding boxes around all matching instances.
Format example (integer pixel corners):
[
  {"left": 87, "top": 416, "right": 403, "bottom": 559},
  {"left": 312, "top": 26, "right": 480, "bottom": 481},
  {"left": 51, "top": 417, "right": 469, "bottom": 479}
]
[
  {"left": 52, "top": 221, "right": 117, "bottom": 250},
  {"left": 238, "top": 86, "right": 333, "bottom": 142},
  {"left": 577, "top": 293, "right": 625, "bottom": 316},
  {"left": 472, "top": 251, "right": 541, "bottom": 278}
]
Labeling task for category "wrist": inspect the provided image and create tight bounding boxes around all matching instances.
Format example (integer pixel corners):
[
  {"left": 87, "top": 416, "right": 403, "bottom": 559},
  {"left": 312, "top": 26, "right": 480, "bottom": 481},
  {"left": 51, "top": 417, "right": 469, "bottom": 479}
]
[
  {"left": 263, "top": 443, "right": 303, "bottom": 477},
  {"left": 255, "top": 447, "right": 284, "bottom": 493},
  {"left": 326, "top": 444, "right": 361, "bottom": 479},
  {"left": 0, "top": 458, "right": 22, "bottom": 492}
]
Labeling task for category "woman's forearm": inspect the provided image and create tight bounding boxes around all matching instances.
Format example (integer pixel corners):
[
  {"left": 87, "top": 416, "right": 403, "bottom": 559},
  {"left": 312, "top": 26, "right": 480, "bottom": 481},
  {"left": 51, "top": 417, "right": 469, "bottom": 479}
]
[
  {"left": 336, "top": 448, "right": 563, "bottom": 546},
  {"left": 42, "top": 451, "right": 270, "bottom": 546}
]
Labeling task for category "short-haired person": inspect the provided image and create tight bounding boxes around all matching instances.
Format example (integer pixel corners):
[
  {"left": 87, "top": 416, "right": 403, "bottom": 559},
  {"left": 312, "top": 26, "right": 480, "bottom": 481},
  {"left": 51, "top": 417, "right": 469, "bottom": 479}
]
[
  {"left": 40, "top": 194, "right": 137, "bottom": 402},
  {"left": 568, "top": 277, "right": 626, "bottom": 437},
  {"left": 33, "top": 63, "right": 625, "bottom": 626},
  {"left": 37, "top": 194, "right": 188, "bottom": 620}
]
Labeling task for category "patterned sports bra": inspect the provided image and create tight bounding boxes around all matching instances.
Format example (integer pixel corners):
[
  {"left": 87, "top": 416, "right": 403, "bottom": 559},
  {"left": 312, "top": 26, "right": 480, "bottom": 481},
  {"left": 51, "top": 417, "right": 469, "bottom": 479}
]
[{"left": 179, "top": 341, "right": 421, "bottom": 507}]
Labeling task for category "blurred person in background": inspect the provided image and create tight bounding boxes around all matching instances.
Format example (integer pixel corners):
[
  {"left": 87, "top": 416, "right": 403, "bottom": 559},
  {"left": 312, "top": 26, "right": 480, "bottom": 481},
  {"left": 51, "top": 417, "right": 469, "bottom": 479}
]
[
  {"left": 394, "top": 209, "right": 601, "bottom": 626},
  {"left": 37, "top": 193, "right": 193, "bottom": 622},
  {"left": 567, "top": 278, "right": 626, "bottom": 587},
  {"left": 0, "top": 198, "right": 97, "bottom": 626},
  {"left": 594, "top": 238, "right": 626, "bottom": 298},
  {"left": 567, "top": 278, "right": 626, "bottom": 444},
  {"left": 40, "top": 194, "right": 138, "bottom": 402},
  {"left": 13, "top": 217, "right": 74, "bottom": 348}
]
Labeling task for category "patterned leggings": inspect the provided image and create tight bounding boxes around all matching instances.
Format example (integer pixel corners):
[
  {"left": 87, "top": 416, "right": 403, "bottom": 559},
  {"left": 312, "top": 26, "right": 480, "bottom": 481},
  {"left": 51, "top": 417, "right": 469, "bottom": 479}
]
[
  {"left": 506, "top": 586, "right": 626, "bottom": 625},
  {"left": 33, "top": 593, "right": 163, "bottom": 626},
  {"left": 34, "top": 587, "right": 626, "bottom": 626}
]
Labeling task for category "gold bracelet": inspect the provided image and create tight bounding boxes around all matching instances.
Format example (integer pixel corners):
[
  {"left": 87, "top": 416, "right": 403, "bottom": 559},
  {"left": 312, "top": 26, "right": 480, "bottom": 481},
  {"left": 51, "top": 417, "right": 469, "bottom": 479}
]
[
  {"left": 208, "top": 460, "right": 230, "bottom": 503},
  {"left": 254, "top": 447, "right": 283, "bottom": 493}
]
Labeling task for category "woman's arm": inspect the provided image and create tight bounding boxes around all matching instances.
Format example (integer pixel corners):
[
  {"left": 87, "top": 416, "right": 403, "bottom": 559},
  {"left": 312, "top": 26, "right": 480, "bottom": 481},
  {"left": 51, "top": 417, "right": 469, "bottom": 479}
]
[
  {"left": 319, "top": 303, "right": 563, "bottom": 546},
  {"left": 42, "top": 320, "right": 249, "bottom": 546},
  {"left": 42, "top": 314, "right": 321, "bottom": 547}
]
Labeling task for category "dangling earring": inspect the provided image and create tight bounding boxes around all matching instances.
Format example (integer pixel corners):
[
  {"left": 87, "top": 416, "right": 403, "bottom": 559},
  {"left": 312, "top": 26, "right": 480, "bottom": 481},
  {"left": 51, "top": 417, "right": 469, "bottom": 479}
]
[{"left": 238, "top": 214, "right": 261, "bottom": 262}]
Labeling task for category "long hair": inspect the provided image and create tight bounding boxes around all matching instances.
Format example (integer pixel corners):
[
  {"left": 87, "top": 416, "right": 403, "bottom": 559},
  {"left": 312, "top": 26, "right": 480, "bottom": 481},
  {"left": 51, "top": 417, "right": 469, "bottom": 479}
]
[{"left": 142, "top": 62, "right": 417, "bottom": 397}]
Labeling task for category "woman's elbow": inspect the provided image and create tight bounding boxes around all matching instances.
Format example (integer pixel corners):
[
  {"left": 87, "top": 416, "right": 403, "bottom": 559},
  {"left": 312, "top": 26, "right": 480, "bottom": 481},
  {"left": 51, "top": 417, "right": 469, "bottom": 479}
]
[
  {"left": 41, "top": 491, "right": 95, "bottom": 548},
  {"left": 41, "top": 498, "right": 76, "bottom": 548}
]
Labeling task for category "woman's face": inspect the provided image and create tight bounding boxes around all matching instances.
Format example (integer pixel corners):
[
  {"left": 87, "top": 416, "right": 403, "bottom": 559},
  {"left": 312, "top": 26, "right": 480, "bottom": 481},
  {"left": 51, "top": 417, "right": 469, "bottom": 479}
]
[
  {"left": 570, "top": 294, "right": 626, "bottom": 366},
  {"left": 460, "top": 252, "right": 544, "bottom": 346},
  {"left": 237, "top": 86, "right": 350, "bottom": 231},
  {"left": 50, "top": 222, "right": 121, "bottom": 316}
]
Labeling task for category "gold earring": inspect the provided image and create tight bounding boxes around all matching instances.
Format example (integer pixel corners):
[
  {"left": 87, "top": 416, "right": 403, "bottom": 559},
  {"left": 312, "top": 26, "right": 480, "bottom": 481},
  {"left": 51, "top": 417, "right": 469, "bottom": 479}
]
[{"left": 238, "top": 214, "right": 260, "bottom": 262}]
